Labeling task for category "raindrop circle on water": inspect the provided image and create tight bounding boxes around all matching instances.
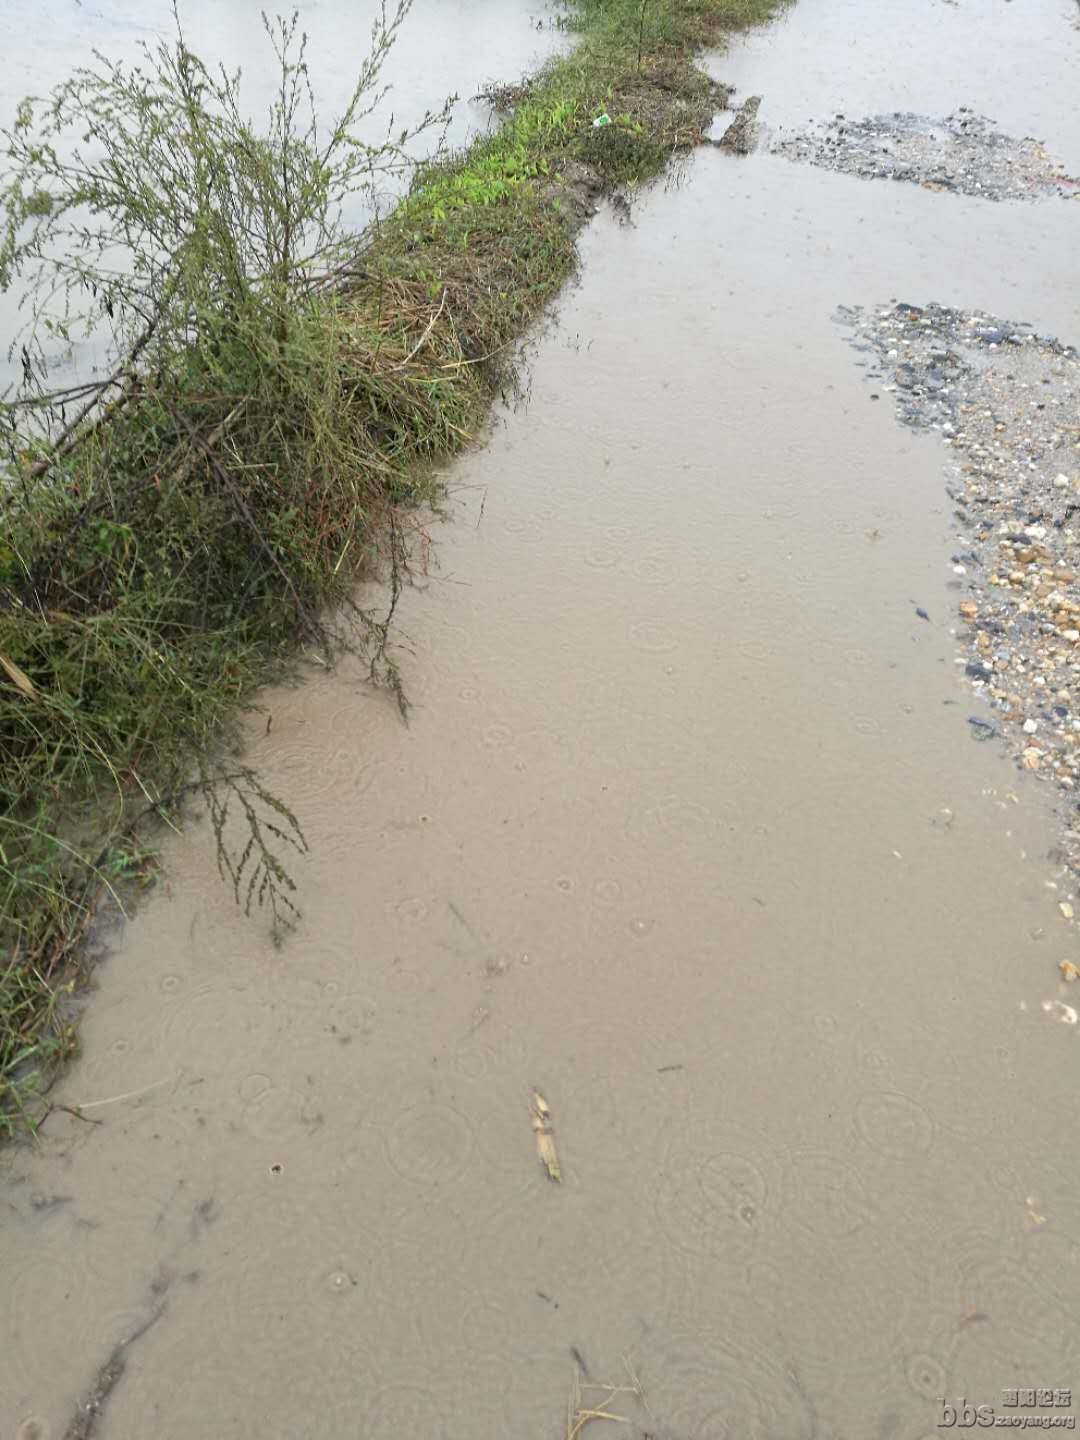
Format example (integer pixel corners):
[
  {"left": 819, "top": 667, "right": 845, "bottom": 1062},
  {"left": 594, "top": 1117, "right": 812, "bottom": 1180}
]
[
  {"left": 854, "top": 1090, "right": 936, "bottom": 1158},
  {"left": 324, "top": 1269, "right": 355, "bottom": 1296},
  {"left": 239, "top": 1073, "right": 272, "bottom": 1103},
  {"left": 482, "top": 723, "right": 513, "bottom": 749},
  {"left": 385, "top": 1103, "right": 475, "bottom": 1187},
  {"left": 905, "top": 1352, "right": 947, "bottom": 1399}
]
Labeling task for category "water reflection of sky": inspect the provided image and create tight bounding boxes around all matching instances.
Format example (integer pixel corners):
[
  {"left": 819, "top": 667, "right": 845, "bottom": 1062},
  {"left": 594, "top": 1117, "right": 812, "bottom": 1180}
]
[{"left": 0, "top": 0, "right": 563, "bottom": 391}]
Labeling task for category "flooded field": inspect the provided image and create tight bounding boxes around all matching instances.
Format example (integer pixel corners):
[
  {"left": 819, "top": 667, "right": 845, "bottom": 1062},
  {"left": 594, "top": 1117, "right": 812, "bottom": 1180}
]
[
  {"left": 3, "top": 0, "right": 1080, "bottom": 1437},
  {"left": 0, "top": 0, "right": 563, "bottom": 392}
]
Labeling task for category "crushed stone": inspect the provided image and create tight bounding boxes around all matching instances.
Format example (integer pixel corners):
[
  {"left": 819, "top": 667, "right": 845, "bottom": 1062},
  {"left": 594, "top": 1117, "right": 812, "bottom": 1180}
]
[
  {"left": 841, "top": 299, "right": 1080, "bottom": 878},
  {"left": 773, "top": 110, "right": 1079, "bottom": 201}
]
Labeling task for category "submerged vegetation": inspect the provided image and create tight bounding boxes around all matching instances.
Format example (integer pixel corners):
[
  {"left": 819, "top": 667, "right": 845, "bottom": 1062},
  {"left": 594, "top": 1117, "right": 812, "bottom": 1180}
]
[{"left": 0, "top": 0, "right": 788, "bottom": 1130}]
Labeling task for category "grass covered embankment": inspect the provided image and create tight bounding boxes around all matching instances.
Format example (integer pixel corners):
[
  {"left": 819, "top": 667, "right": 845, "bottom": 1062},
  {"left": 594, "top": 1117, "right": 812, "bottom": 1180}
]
[{"left": 0, "top": 0, "right": 788, "bottom": 1130}]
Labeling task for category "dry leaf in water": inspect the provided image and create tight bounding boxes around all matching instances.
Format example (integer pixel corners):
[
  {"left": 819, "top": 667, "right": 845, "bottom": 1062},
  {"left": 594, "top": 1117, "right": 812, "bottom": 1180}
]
[{"left": 532, "top": 1090, "right": 561, "bottom": 1183}]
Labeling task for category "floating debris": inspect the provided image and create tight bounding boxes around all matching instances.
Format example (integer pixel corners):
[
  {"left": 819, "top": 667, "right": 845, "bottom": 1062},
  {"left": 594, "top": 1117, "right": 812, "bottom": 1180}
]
[
  {"left": 842, "top": 300, "right": 1080, "bottom": 887},
  {"left": 532, "top": 1091, "right": 562, "bottom": 1183},
  {"left": 566, "top": 1357, "right": 647, "bottom": 1440},
  {"left": 968, "top": 717, "right": 998, "bottom": 742},
  {"left": 774, "top": 110, "right": 1079, "bottom": 201}
]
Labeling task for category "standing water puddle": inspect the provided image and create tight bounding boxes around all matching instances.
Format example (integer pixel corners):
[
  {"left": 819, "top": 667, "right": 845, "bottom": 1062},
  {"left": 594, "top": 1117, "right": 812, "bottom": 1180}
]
[{"left": 3, "top": 1, "right": 1080, "bottom": 1436}]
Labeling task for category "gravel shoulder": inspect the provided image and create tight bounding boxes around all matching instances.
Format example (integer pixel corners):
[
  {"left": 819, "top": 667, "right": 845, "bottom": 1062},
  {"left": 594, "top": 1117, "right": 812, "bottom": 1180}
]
[
  {"left": 773, "top": 109, "right": 1079, "bottom": 201},
  {"left": 844, "top": 299, "right": 1080, "bottom": 971}
]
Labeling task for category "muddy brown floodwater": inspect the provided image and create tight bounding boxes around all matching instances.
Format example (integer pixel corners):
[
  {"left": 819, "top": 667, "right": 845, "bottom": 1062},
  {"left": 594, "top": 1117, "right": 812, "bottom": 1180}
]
[{"left": 4, "top": 1, "right": 1080, "bottom": 1437}]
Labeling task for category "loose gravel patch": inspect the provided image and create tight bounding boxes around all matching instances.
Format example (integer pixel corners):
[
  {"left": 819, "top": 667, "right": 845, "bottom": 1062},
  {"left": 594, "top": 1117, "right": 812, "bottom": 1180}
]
[
  {"left": 774, "top": 110, "right": 1079, "bottom": 201},
  {"left": 842, "top": 300, "right": 1080, "bottom": 883}
]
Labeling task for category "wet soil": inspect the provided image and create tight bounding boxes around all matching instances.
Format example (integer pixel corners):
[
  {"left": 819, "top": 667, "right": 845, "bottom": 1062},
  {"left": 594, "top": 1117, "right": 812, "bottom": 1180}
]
[{"left": 3, "top": 0, "right": 1080, "bottom": 1437}]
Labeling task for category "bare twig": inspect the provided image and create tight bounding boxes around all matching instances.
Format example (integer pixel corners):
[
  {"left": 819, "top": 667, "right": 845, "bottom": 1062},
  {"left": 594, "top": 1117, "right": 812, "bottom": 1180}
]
[
  {"left": 41, "top": 1101, "right": 103, "bottom": 1127},
  {"left": 21, "top": 307, "right": 165, "bottom": 482},
  {"left": 367, "top": 507, "right": 410, "bottom": 721}
]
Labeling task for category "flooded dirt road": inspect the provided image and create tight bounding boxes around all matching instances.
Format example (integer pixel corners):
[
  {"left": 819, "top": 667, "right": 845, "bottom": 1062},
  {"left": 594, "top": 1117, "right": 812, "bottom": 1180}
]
[{"left": 4, "top": 1, "right": 1080, "bottom": 1436}]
